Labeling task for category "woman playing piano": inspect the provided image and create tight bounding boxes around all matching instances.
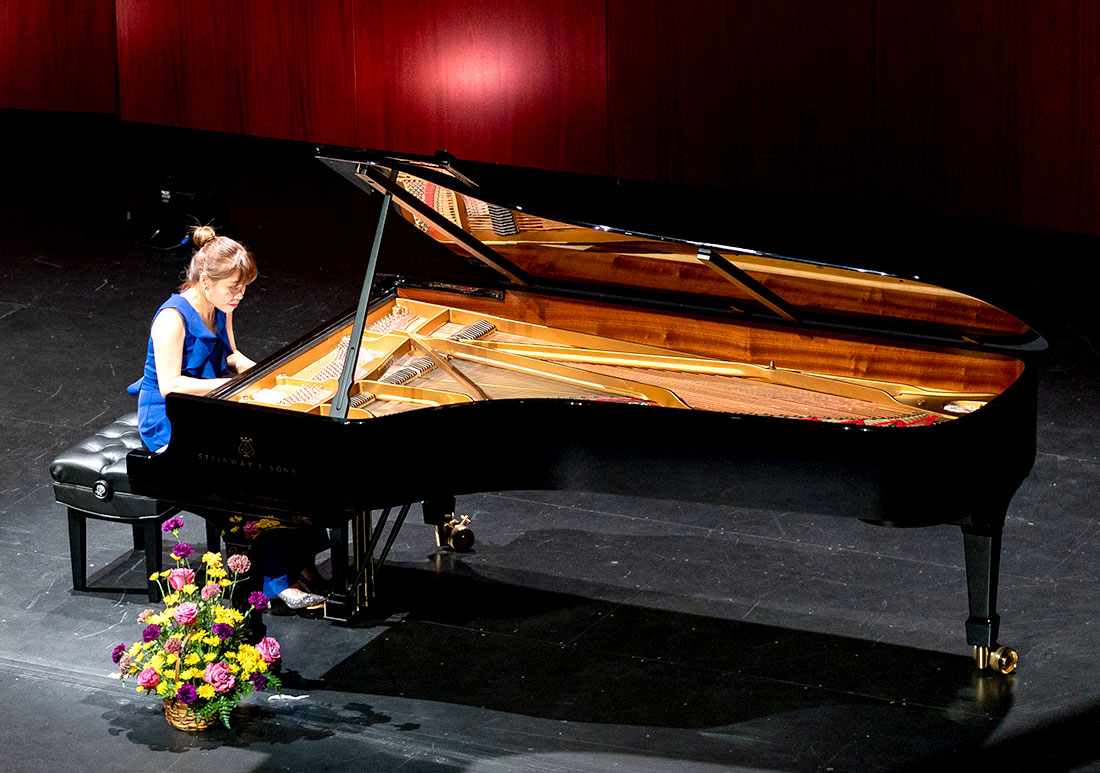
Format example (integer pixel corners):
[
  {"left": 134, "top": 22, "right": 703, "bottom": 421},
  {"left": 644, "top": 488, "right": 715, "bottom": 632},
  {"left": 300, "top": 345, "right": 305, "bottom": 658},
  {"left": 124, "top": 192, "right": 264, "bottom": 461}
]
[{"left": 128, "top": 225, "right": 328, "bottom": 611}]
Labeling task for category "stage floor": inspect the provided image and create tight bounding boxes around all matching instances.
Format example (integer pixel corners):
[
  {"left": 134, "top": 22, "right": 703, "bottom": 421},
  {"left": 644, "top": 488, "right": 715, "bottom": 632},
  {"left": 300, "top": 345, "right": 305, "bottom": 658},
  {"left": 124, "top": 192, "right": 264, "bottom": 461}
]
[{"left": 2, "top": 112, "right": 1099, "bottom": 772}]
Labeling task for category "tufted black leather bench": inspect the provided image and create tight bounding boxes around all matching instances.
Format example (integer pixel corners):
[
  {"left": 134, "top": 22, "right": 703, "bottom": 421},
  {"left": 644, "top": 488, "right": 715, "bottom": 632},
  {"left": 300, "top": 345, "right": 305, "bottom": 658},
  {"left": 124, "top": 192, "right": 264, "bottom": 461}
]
[{"left": 49, "top": 413, "right": 179, "bottom": 601}]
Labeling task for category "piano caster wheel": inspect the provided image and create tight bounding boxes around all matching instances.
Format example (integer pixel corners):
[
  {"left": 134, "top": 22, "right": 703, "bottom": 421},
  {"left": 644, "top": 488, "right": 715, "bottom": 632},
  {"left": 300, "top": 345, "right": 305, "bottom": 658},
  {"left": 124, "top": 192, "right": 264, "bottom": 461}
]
[
  {"left": 438, "top": 515, "right": 475, "bottom": 552},
  {"left": 973, "top": 645, "right": 1018, "bottom": 674}
]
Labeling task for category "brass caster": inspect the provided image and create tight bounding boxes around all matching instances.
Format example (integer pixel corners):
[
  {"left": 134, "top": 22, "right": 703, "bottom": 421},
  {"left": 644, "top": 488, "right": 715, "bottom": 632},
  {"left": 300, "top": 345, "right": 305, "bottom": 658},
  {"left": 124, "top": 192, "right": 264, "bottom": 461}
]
[
  {"left": 437, "top": 515, "right": 475, "bottom": 552},
  {"left": 973, "top": 644, "right": 1018, "bottom": 674}
]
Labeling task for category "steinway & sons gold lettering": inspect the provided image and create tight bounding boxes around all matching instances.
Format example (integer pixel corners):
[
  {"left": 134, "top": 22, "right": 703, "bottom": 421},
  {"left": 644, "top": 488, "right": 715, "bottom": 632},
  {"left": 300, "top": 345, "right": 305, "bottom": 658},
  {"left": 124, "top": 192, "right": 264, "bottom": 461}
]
[{"left": 194, "top": 451, "right": 297, "bottom": 477}]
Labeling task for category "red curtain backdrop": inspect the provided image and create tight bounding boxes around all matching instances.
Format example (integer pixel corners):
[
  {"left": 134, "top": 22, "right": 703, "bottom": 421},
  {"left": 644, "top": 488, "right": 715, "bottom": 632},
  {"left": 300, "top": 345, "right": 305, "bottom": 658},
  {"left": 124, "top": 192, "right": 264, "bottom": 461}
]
[
  {"left": 355, "top": 0, "right": 609, "bottom": 175},
  {"left": 0, "top": 0, "right": 119, "bottom": 113},
  {"left": 4, "top": 1, "right": 1100, "bottom": 236},
  {"left": 114, "top": 0, "right": 357, "bottom": 145},
  {"left": 608, "top": 0, "right": 874, "bottom": 202},
  {"left": 877, "top": 1, "right": 1100, "bottom": 235}
]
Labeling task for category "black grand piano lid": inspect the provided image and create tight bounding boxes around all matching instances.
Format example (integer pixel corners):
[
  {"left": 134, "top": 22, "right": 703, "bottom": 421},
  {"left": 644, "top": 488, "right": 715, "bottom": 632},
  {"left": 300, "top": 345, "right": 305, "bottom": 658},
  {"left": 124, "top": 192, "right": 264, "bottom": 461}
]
[{"left": 316, "top": 147, "right": 1043, "bottom": 352}]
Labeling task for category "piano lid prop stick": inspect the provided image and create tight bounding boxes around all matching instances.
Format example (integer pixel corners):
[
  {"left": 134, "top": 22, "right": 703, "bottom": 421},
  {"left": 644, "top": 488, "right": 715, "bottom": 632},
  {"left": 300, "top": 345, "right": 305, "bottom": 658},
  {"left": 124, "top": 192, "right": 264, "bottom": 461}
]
[{"left": 331, "top": 192, "right": 392, "bottom": 421}]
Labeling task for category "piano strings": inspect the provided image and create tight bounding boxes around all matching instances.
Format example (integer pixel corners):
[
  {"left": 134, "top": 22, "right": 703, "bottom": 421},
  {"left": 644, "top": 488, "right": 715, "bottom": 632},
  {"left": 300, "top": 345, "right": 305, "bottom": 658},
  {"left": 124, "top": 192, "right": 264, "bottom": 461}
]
[{"left": 234, "top": 299, "right": 991, "bottom": 424}]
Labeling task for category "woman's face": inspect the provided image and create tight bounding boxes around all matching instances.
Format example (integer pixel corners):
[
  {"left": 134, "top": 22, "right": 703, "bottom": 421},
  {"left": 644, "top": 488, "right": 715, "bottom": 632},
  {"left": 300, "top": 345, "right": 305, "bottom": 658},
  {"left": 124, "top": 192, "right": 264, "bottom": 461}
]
[{"left": 204, "top": 272, "right": 248, "bottom": 313}]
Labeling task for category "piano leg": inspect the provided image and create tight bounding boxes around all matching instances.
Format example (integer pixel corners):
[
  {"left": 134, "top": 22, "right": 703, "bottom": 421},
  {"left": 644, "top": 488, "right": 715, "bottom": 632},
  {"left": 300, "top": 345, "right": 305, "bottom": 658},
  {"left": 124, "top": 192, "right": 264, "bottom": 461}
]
[{"left": 962, "top": 523, "right": 1018, "bottom": 674}]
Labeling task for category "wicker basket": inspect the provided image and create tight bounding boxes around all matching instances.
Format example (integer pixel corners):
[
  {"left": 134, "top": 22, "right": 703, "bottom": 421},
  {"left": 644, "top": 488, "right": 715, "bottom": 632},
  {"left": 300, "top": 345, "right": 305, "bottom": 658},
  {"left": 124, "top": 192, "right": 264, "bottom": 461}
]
[{"left": 163, "top": 698, "right": 216, "bottom": 731}]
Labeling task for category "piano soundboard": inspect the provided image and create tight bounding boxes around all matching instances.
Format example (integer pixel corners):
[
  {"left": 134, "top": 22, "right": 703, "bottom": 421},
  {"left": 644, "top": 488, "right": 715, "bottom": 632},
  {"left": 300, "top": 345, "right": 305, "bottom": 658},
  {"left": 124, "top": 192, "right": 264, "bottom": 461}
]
[{"left": 231, "top": 297, "right": 999, "bottom": 426}]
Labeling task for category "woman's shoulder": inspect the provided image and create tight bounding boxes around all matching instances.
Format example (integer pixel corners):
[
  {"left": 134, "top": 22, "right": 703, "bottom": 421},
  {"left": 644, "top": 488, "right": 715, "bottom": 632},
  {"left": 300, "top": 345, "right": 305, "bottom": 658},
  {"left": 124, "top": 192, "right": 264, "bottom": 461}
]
[
  {"left": 159, "top": 293, "right": 213, "bottom": 334},
  {"left": 156, "top": 293, "right": 189, "bottom": 314}
]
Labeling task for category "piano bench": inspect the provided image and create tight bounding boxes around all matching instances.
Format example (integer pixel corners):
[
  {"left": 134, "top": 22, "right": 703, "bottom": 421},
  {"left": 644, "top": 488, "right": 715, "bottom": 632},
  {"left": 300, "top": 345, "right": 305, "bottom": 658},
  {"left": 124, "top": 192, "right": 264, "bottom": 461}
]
[{"left": 49, "top": 413, "right": 178, "bottom": 602}]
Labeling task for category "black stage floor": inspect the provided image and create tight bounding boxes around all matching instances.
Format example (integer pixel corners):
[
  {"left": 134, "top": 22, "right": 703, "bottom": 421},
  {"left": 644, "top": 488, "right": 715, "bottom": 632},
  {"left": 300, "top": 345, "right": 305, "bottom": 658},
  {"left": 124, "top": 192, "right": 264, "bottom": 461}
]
[{"left": 2, "top": 112, "right": 1099, "bottom": 772}]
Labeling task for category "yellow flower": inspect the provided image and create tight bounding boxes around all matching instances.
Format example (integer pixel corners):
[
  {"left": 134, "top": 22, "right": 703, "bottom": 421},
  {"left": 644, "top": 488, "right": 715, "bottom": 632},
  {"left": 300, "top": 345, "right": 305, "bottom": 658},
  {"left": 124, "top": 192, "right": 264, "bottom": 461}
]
[
  {"left": 203, "top": 636, "right": 220, "bottom": 647},
  {"left": 184, "top": 653, "right": 200, "bottom": 666},
  {"left": 213, "top": 608, "right": 238, "bottom": 625},
  {"left": 202, "top": 552, "right": 223, "bottom": 568},
  {"left": 228, "top": 664, "right": 239, "bottom": 673},
  {"left": 148, "top": 572, "right": 159, "bottom": 582},
  {"left": 236, "top": 645, "right": 267, "bottom": 674},
  {"left": 156, "top": 682, "right": 169, "bottom": 695},
  {"left": 149, "top": 654, "right": 165, "bottom": 671},
  {"left": 166, "top": 653, "right": 179, "bottom": 666},
  {"left": 128, "top": 642, "right": 142, "bottom": 657},
  {"left": 197, "top": 684, "right": 216, "bottom": 699},
  {"left": 160, "top": 570, "right": 172, "bottom": 578},
  {"left": 205, "top": 653, "right": 218, "bottom": 662},
  {"left": 162, "top": 593, "right": 179, "bottom": 606},
  {"left": 219, "top": 578, "right": 231, "bottom": 587}
]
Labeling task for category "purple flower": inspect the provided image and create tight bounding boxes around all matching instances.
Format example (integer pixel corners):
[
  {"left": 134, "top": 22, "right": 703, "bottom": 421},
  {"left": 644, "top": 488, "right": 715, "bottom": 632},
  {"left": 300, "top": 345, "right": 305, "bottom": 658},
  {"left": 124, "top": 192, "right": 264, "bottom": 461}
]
[
  {"left": 248, "top": 591, "right": 269, "bottom": 610},
  {"left": 227, "top": 553, "right": 251, "bottom": 574},
  {"left": 243, "top": 521, "right": 260, "bottom": 539},
  {"left": 141, "top": 624, "right": 162, "bottom": 643},
  {"left": 111, "top": 643, "right": 127, "bottom": 664},
  {"left": 212, "top": 623, "right": 234, "bottom": 641},
  {"left": 249, "top": 672, "right": 267, "bottom": 691},
  {"left": 176, "top": 684, "right": 198, "bottom": 704},
  {"left": 161, "top": 516, "right": 183, "bottom": 533},
  {"left": 172, "top": 542, "right": 194, "bottom": 559}
]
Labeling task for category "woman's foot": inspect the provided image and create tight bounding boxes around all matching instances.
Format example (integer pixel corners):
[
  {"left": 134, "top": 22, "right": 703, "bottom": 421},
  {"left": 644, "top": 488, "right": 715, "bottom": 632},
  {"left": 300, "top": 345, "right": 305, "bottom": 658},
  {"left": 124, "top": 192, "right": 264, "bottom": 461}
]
[
  {"left": 297, "top": 565, "right": 331, "bottom": 594},
  {"left": 275, "top": 586, "right": 325, "bottom": 610}
]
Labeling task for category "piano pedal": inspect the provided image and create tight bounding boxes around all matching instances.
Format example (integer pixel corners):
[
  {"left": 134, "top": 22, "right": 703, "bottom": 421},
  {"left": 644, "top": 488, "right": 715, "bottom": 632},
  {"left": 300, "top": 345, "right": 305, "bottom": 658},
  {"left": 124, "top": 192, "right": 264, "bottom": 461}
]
[
  {"left": 973, "top": 644, "right": 1018, "bottom": 674},
  {"left": 435, "top": 515, "right": 475, "bottom": 552}
]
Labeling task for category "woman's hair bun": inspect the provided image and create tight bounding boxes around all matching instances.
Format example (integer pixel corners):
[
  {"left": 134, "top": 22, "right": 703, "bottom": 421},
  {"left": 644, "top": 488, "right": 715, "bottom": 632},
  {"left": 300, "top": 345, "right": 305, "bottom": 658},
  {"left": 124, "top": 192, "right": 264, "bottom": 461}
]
[{"left": 190, "top": 224, "right": 218, "bottom": 248}]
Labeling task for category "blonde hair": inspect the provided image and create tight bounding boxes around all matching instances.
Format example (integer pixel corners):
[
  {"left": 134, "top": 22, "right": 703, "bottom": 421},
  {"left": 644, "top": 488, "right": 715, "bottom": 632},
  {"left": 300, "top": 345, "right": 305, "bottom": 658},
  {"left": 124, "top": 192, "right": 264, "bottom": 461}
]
[{"left": 179, "top": 225, "right": 258, "bottom": 291}]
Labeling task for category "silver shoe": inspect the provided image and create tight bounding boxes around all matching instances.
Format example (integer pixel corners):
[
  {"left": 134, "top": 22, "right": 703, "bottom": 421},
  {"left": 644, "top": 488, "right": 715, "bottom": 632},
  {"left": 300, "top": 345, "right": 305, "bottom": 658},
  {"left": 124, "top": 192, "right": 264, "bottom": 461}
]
[{"left": 276, "top": 588, "right": 326, "bottom": 610}]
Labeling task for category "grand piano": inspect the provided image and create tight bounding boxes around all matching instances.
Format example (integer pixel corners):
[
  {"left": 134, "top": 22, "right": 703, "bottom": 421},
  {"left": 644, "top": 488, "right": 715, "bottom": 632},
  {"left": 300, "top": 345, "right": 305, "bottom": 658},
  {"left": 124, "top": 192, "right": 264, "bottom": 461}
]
[{"left": 127, "top": 147, "right": 1045, "bottom": 674}]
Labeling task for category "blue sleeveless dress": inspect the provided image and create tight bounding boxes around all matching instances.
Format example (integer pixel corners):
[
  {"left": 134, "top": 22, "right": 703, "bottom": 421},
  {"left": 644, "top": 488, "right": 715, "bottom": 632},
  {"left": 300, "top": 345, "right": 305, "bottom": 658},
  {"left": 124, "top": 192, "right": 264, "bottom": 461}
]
[{"left": 127, "top": 294, "right": 232, "bottom": 452}]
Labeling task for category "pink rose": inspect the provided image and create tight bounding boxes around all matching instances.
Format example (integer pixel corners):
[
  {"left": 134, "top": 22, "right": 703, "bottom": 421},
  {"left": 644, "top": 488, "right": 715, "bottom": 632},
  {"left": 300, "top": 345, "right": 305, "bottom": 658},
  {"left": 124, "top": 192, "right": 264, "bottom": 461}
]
[
  {"left": 203, "top": 661, "right": 236, "bottom": 693},
  {"left": 167, "top": 568, "right": 195, "bottom": 591},
  {"left": 137, "top": 667, "right": 160, "bottom": 690},
  {"left": 256, "top": 636, "right": 281, "bottom": 664},
  {"left": 173, "top": 602, "right": 198, "bottom": 625}
]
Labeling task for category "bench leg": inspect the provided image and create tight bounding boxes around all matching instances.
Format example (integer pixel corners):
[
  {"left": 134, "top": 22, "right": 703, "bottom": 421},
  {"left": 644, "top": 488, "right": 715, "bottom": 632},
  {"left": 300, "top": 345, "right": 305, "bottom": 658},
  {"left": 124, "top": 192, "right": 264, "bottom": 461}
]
[{"left": 67, "top": 508, "right": 88, "bottom": 591}]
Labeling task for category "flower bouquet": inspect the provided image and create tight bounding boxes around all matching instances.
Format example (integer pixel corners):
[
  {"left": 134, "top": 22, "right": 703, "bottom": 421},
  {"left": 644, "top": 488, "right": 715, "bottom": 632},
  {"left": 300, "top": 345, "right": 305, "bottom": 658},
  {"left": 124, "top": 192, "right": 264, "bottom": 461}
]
[{"left": 111, "top": 516, "right": 282, "bottom": 730}]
